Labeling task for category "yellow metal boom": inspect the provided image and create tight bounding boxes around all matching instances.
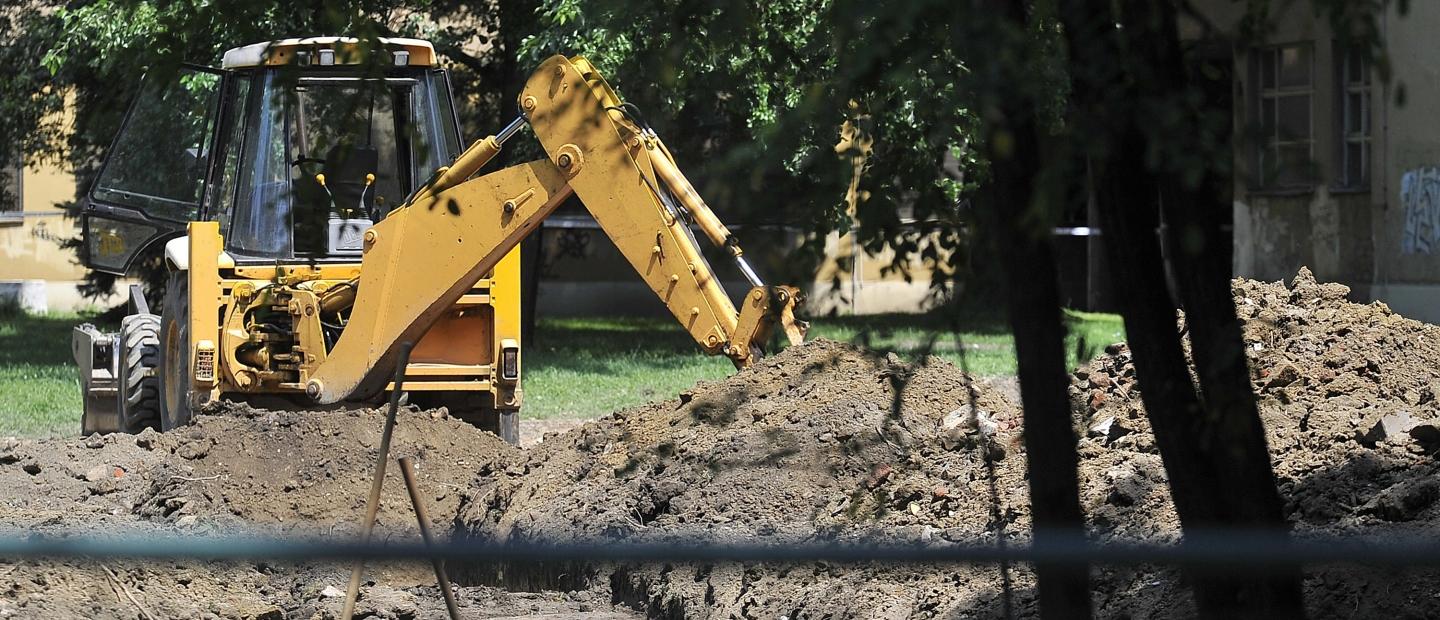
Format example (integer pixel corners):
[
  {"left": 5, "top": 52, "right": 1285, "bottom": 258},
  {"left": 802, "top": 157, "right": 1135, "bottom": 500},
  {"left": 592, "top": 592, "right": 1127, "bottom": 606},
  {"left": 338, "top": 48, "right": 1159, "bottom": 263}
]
[{"left": 305, "top": 55, "right": 806, "bottom": 404}]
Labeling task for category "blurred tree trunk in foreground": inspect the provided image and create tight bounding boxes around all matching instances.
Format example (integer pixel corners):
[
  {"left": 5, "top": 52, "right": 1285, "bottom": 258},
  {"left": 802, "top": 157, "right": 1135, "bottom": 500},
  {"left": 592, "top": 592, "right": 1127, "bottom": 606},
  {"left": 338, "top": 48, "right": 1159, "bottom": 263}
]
[
  {"left": 1059, "top": 1, "right": 1306, "bottom": 616},
  {"left": 975, "top": 2, "right": 1093, "bottom": 617}
]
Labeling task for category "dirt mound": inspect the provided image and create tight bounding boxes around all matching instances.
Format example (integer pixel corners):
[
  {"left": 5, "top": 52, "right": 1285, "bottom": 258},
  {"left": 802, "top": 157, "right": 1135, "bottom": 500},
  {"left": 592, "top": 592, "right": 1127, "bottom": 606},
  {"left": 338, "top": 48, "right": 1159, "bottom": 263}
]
[
  {"left": 458, "top": 339, "right": 1044, "bottom": 617},
  {"left": 1077, "top": 268, "right": 1440, "bottom": 526},
  {"left": 134, "top": 401, "right": 519, "bottom": 532},
  {"left": 7, "top": 268, "right": 1440, "bottom": 618},
  {"left": 453, "top": 339, "right": 1192, "bottom": 617},
  {"left": 0, "top": 402, "right": 517, "bottom": 533},
  {"left": 0, "top": 405, "right": 632, "bottom": 619},
  {"left": 457, "top": 269, "right": 1440, "bottom": 618},
  {"left": 1073, "top": 267, "right": 1440, "bottom": 616}
]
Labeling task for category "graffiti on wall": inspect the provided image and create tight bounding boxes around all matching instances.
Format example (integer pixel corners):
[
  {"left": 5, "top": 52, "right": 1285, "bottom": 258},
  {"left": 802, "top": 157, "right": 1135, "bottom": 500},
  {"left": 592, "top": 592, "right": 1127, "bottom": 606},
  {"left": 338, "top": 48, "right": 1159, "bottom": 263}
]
[{"left": 1402, "top": 167, "right": 1440, "bottom": 254}]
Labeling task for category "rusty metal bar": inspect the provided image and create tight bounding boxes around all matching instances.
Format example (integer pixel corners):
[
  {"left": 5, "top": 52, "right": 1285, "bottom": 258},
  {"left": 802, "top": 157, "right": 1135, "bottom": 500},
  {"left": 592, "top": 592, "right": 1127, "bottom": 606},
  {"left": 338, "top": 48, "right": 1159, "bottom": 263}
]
[
  {"left": 341, "top": 341, "right": 415, "bottom": 620},
  {"left": 398, "top": 456, "right": 461, "bottom": 620}
]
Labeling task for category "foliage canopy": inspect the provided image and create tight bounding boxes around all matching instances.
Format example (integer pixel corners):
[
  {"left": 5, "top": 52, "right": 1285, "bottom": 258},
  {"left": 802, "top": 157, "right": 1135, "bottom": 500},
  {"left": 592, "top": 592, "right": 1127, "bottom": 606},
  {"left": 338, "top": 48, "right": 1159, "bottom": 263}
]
[{"left": 5, "top": 0, "right": 1014, "bottom": 299}]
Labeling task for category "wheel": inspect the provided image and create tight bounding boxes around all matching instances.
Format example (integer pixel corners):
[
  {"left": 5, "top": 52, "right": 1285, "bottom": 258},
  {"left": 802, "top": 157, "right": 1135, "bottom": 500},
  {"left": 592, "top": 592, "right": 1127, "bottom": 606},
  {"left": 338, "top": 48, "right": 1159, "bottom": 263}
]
[
  {"left": 411, "top": 393, "right": 520, "bottom": 445},
  {"left": 117, "top": 313, "right": 161, "bottom": 433},
  {"left": 158, "top": 273, "right": 195, "bottom": 431}
]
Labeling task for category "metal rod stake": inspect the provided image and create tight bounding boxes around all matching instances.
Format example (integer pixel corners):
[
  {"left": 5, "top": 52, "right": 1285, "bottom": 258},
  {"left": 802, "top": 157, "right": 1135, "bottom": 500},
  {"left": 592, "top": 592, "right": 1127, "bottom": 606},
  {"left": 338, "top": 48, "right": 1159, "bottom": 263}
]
[
  {"left": 398, "top": 456, "right": 461, "bottom": 620},
  {"left": 341, "top": 341, "right": 415, "bottom": 619}
]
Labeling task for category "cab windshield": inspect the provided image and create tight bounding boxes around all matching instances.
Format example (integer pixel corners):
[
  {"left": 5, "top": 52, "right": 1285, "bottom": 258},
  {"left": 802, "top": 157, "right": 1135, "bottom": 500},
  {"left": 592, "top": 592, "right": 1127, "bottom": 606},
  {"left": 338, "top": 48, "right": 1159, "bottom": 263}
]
[{"left": 224, "top": 70, "right": 459, "bottom": 258}]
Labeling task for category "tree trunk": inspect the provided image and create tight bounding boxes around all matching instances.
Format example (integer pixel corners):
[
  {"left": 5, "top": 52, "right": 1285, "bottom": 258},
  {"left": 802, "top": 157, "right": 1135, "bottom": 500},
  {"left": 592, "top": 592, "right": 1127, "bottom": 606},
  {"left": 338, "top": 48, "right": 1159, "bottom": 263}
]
[
  {"left": 976, "top": 4, "right": 1092, "bottom": 616},
  {"left": 1059, "top": 1, "right": 1306, "bottom": 616},
  {"left": 985, "top": 191, "right": 1095, "bottom": 619}
]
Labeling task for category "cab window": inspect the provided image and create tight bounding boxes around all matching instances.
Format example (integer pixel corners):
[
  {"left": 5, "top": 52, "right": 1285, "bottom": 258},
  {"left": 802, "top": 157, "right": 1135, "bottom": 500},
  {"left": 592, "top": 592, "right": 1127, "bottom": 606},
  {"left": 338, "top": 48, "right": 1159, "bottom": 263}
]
[
  {"left": 92, "top": 69, "right": 220, "bottom": 222},
  {"left": 226, "top": 72, "right": 453, "bottom": 259}
]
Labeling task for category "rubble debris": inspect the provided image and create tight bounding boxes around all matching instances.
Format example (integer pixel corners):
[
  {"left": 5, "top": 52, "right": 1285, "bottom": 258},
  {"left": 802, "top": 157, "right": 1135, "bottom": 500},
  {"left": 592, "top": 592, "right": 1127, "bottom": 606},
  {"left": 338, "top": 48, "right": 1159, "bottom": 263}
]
[
  {"left": 1361, "top": 412, "right": 1422, "bottom": 447},
  {"left": 4, "top": 268, "right": 1440, "bottom": 618},
  {"left": 1071, "top": 267, "right": 1440, "bottom": 616}
]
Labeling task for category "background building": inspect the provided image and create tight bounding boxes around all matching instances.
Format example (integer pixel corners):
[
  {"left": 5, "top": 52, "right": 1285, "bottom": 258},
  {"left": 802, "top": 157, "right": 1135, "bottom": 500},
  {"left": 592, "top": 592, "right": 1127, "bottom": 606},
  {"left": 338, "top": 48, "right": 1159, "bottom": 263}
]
[
  {"left": 531, "top": 216, "right": 951, "bottom": 318},
  {"left": 0, "top": 144, "right": 117, "bottom": 313},
  {"left": 1192, "top": 2, "right": 1440, "bottom": 321}
]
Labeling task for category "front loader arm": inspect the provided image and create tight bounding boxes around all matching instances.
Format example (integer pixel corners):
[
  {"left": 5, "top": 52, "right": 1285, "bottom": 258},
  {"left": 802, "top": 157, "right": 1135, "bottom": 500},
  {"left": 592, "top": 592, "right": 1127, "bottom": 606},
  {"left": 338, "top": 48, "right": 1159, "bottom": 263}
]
[{"left": 307, "top": 55, "right": 805, "bottom": 404}]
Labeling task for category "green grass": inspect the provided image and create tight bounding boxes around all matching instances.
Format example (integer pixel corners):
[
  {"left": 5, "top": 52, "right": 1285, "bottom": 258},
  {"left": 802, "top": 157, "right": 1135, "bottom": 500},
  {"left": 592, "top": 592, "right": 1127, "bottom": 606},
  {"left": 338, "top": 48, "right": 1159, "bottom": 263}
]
[
  {"left": 522, "top": 310, "right": 1126, "bottom": 419},
  {"left": 0, "top": 308, "right": 92, "bottom": 437},
  {"left": 0, "top": 306, "right": 1126, "bottom": 435},
  {"left": 523, "top": 317, "right": 737, "bottom": 421}
]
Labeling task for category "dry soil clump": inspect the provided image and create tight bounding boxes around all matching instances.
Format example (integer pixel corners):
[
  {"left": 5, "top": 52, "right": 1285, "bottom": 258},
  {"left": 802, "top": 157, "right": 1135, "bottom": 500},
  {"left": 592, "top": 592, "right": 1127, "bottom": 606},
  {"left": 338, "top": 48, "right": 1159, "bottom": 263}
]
[
  {"left": 1073, "top": 268, "right": 1440, "bottom": 617},
  {"left": 0, "top": 405, "right": 627, "bottom": 619},
  {"left": 460, "top": 339, "right": 1041, "bottom": 618}
]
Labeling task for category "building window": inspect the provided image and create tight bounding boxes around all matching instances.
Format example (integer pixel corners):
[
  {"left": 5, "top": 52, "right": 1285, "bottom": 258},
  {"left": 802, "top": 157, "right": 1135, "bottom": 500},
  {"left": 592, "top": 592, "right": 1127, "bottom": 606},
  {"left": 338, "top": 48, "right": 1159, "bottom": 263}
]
[
  {"left": 0, "top": 154, "right": 20, "bottom": 223},
  {"left": 1338, "top": 45, "right": 1371, "bottom": 188},
  {"left": 1254, "top": 43, "right": 1314, "bottom": 188}
]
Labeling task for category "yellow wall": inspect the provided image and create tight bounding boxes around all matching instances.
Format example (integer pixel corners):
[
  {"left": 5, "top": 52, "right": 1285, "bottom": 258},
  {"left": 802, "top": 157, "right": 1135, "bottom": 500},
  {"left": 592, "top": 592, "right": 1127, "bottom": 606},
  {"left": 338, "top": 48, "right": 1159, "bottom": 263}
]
[
  {"left": 0, "top": 92, "right": 128, "bottom": 312},
  {"left": 0, "top": 156, "right": 87, "bottom": 282},
  {"left": 808, "top": 228, "right": 952, "bottom": 315}
]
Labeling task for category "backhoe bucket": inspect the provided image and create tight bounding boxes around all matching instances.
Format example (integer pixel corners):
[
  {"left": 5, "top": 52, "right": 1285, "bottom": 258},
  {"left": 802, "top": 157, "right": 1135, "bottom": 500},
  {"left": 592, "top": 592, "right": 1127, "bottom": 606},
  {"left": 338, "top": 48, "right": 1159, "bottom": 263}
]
[
  {"left": 74, "top": 323, "right": 121, "bottom": 435},
  {"left": 775, "top": 288, "right": 809, "bottom": 346},
  {"left": 732, "top": 285, "right": 809, "bottom": 367}
]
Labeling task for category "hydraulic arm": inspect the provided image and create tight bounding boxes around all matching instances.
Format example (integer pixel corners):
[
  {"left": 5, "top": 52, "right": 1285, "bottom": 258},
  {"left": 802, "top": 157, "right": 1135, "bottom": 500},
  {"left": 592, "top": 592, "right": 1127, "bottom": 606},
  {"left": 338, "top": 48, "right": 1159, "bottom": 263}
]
[{"left": 305, "top": 55, "right": 807, "bottom": 404}]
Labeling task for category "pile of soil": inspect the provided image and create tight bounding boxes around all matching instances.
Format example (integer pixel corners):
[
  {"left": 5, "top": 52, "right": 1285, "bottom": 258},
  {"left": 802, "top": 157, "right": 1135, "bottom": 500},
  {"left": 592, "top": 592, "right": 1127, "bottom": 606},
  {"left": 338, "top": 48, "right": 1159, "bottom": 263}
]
[
  {"left": 1072, "top": 268, "right": 1440, "bottom": 616},
  {"left": 0, "top": 402, "right": 518, "bottom": 534},
  {"left": 0, "top": 405, "right": 627, "bottom": 619},
  {"left": 455, "top": 268, "right": 1440, "bottom": 618},
  {"left": 458, "top": 340, "right": 1047, "bottom": 618},
  {"left": 4, "top": 267, "right": 1439, "bottom": 618}
]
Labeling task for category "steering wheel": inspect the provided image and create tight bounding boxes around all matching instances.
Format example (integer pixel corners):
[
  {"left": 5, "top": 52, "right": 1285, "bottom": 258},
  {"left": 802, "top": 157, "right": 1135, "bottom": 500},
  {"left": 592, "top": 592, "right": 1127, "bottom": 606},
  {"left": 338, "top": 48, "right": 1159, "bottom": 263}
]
[{"left": 290, "top": 156, "right": 327, "bottom": 177}]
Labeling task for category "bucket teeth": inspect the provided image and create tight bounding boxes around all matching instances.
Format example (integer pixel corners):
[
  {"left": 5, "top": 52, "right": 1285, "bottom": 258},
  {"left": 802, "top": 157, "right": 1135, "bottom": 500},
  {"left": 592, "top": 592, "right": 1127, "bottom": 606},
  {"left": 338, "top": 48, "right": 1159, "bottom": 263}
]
[
  {"left": 775, "top": 286, "right": 808, "bottom": 346},
  {"left": 730, "top": 285, "right": 808, "bottom": 368}
]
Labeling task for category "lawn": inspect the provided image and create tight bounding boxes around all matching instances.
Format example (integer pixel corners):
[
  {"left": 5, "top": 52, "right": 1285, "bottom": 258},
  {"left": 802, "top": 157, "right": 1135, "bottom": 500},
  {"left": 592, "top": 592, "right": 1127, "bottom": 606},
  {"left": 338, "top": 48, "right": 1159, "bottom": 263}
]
[
  {"left": 0, "top": 308, "right": 92, "bottom": 438},
  {"left": 0, "top": 306, "right": 1125, "bottom": 436},
  {"left": 522, "top": 309, "right": 1125, "bottom": 419}
]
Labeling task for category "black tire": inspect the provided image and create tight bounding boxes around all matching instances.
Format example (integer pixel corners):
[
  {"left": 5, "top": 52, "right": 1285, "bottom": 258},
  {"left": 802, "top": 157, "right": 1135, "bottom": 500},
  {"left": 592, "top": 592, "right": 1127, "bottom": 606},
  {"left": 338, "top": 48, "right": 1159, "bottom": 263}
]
[
  {"left": 117, "top": 313, "right": 161, "bottom": 433},
  {"left": 158, "top": 273, "right": 195, "bottom": 431}
]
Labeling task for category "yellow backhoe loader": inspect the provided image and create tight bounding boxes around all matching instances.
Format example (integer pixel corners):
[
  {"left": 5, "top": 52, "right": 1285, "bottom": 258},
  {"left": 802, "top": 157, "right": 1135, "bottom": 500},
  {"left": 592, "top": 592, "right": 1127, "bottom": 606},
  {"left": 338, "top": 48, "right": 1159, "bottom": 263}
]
[{"left": 73, "top": 37, "right": 807, "bottom": 443}]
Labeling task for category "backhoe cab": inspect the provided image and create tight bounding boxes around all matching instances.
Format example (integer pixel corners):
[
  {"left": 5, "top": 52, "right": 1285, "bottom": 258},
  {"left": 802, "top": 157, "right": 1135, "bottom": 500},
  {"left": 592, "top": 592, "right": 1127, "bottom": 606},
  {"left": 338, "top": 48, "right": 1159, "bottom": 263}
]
[{"left": 73, "top": 38, "right": 807, "bottom": 443}]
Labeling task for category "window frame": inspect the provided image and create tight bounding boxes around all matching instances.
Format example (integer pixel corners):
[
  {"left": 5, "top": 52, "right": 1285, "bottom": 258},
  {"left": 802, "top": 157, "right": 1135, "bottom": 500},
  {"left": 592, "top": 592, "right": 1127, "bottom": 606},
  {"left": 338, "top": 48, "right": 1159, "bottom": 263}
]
[
  {"left": 0, "top": 154, "right": 21, "bottom": 224},
  {"left": 200, "top": 72, "right": 253, "bottom": 228},
  {"left": 223, "top": 68, "right": 454, "bottom": 262},
  {"left": 1335, "top": 43, "right": 1372, "bottom": 190},
  {"left": 88, "top": 65, "right": 223, "bottom": 223},
  {"left": 1252, "top": 43, "right": 1316, "bottom": 189},
  {"left": 79, "top": 63, "right": 226, "bottom": 275}
]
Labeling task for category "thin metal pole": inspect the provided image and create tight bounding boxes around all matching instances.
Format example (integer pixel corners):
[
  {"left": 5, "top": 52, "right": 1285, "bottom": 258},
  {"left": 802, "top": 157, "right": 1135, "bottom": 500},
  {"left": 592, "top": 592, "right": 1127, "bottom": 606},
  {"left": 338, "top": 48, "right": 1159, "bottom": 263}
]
[
  {"left": 398, "top": 456, "right": 461, "bottom": 620},
  {"left": 19, "top": 528, "right": 1440, "bottom": 568},
  {"left": 341, "top": 341, "right": 415, "bottom": 620}
]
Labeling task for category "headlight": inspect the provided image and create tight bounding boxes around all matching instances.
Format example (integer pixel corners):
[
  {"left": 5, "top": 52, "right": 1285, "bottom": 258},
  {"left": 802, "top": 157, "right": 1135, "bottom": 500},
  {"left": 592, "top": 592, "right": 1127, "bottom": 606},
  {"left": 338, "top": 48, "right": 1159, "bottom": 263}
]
[{"left": 499, "top": 339, "right": 519, "bottom": 383}]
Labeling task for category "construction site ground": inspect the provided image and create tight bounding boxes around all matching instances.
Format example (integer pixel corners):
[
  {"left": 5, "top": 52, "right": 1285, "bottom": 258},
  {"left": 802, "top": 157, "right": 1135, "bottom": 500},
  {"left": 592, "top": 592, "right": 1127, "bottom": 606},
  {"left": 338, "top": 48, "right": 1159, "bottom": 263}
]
[{"left": 2, "top": 268, "right": 1439, "bottom": 618}]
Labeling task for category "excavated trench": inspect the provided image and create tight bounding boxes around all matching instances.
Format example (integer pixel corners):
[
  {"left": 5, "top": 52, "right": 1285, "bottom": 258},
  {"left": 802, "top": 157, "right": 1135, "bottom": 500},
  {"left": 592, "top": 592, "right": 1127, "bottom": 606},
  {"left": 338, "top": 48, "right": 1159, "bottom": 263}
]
[{"left": 2, "top": 269, "right": 1439, "bottom": 618}]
